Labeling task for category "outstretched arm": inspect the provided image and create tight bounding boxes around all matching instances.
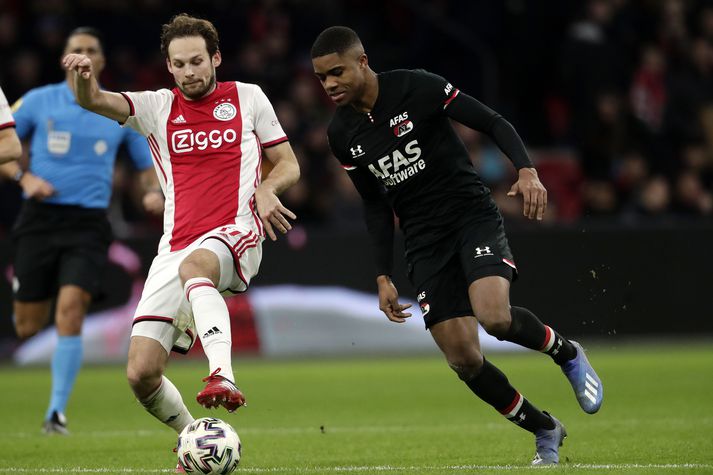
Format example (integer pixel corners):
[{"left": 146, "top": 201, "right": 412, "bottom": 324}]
[
  {"left": 446, "top": 93, "right": 547, "bottom": 220},
  {"left": 256, "top": 141, "right": 301, "bottom": 241},
  {"left": 62, "top": 53, "right": 130, "bottom": 123}
]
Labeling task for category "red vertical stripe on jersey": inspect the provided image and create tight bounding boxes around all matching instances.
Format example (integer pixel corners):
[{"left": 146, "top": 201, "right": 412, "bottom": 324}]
[
  {"left": 168, "top": 83, "right": 244, "bottom": 251},
  {"left": 251, "top": 136, "right": 264, "bottom": 236},
  {"left": 147, "top": 134, "right": 167, "bottom": 183}
]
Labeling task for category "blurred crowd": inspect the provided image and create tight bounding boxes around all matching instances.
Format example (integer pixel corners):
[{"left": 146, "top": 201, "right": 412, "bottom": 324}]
[{"left": 1, "top": 0, "right": 712, "bottom": 237}]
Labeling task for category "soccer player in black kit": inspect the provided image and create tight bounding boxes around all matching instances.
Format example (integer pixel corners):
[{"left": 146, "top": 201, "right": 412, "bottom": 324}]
[{"left": 311, "top": 27, "right": 604, "bottom": 465}]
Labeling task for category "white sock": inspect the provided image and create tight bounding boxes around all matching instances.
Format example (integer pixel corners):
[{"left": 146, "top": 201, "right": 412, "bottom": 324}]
[
  {"left": 185, "top": 277, "right": 235, "bottom": 382},
  {"left": 139, "top": 376, "right": 194, "bottom": 433}
]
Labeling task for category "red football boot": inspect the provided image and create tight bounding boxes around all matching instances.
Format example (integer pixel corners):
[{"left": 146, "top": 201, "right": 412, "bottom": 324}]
[{"left": 196, "top": 368, "right": 246, "bottom": 412}]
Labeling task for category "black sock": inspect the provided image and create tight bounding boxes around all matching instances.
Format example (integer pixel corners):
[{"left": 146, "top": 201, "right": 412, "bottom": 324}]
[
  {"left": 504, "top": 306, "right": 576, "bottom": 365},
  {"left": 465, "top": 359, "right": 555, "bottom": 432}
]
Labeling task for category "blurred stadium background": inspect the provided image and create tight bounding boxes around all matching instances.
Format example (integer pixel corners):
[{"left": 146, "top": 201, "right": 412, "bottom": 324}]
[{"left": 0, "top": 0, "right": 712, "bottom": 472}]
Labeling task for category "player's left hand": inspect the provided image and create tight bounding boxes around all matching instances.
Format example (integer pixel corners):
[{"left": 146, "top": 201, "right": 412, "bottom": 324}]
[
  {"left": 142, "top": 189, "right": 164, "bottom": 215},
  {"left": 255, "top": 184, "right": 296, "bottom": 241},
  {"left": 377, "top": 275, "right": 413, "bottom": 323},
  {"left": 507, "top": 167, "right": 547, "bottom": 220}
]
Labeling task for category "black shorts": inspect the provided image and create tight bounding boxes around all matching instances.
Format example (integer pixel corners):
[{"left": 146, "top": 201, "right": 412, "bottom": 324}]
[
  {"left": 11, "top": 200, "right": 112, "bottom": 302},
  {"left": 407, "top": 215, "right": 517, "bottom": 329}
]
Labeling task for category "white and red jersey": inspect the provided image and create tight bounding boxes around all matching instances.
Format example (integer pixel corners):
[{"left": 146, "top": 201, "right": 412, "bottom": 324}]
[
  {"left": 0, "top": 86, "right": 15, "bottom": 129},
  {"left": 121, "top": 81, "right": 287, "bottom": 253}
]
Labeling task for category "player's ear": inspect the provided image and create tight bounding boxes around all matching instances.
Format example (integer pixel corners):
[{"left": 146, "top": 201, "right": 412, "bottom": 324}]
[
  {"left": 212, "top": 50, "right": 222, "bottom": 68},
  {"left": 358, "top": 53, "right": 368, "bottom": 69},
  {"left": 166, "top": 57, "right": 173, "bottom": 73}
]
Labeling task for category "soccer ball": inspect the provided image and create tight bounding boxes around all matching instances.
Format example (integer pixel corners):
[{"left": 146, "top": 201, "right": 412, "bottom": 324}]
[{"left": 176, "top": 417, "right": 241, "bottom": 474}]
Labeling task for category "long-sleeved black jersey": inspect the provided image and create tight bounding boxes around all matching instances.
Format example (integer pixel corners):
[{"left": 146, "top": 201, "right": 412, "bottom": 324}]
[{"left": 327, "top": 69, "right": 531, "bottom": 276}]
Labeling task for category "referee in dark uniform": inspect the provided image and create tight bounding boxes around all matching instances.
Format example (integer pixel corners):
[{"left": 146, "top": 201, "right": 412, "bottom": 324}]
[{"left": 311, "top": 26, "right": 604, "bottom": 465}]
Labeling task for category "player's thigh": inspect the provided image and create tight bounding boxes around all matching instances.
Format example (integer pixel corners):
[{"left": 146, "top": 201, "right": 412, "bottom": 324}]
[
  {"left": 411, "top": 253, "right": 473, "bottom": 330},
  {"left": 11, "top": 229, "right": 60, "bottom": 302},
  {"left": 132, "top": 251, "right": 193, "bottom": 352},
  {"left": 429, "top": 315, "right": 482, "bottom": 366},
  {"left": 56, "top": 222, "right": 111, "bottom": 298},
  {"left": 459, "top": 216, "right": 517, "bottom": 282},
  {"left": 199, "top": 228, "right": 263, "bottom": 293},
  {"left": 129, "top": 327, "right": 178, "bottom": 370},
  {"left": 467, "top": 275, "right": 511, "bottom": 319}
]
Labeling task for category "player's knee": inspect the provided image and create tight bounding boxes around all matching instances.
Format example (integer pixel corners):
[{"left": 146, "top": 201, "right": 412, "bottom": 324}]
[
  {"left": 476, "top": 305, "right": 512, "bottom": 339},
  {"left": 126, "top": 361, "right": 162, "bottom": 397},
  {"left": 14, "top": 318, "right": 41, "bottom": 340},
  {"left": 179, "top": 250, "right": 221, "bottom": 287},
  {"left": 13, "top": 303, "right": 51, "bottom": 339},
  {"left": 446, "top": 350, "right": 484, "bottom": 381},
  {"left": 178, "top": 259, "right": 199, "bottom": 286},
  {"left": 55, "top": 306, "right": 85, "bottom": 335},
  {"left": 57, "top": 293, "right": 88, "bottom": 317},
  {"left": 178, "top": 255, "right": 212, "bottom": 286}
]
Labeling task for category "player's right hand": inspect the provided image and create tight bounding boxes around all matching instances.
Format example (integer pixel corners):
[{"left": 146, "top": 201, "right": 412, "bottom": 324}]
[
  {"left": 20, "top": 172, "right": 55, "bottom": 200},
  {"left": 255, "top": 184, "right": 297, "bottom": 241},
  {"left": 142, "top": 189, "right": 165, "bottom": 215},
  {"left": 62, "top": 53, "right": 93, "bottom": 79},
  {"left": 377, "top": 275, "right": 412, "bottom": 323}
]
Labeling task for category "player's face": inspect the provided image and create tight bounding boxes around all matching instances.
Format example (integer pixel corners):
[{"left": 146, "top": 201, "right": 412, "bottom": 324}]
[
  {"left": 64, "top": 34, "right": 105, "bottom": 75},
  {"left": 312, "top": 50, "right": 368, "bottom": 106},
  {"left": 167, "top": 36, "right": 221, "bottom": 100}
]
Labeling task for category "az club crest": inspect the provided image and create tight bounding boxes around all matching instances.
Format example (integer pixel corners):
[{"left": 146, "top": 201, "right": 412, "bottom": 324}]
[{"left": 393, "top": 120, "right": 413, "bottom": 137}]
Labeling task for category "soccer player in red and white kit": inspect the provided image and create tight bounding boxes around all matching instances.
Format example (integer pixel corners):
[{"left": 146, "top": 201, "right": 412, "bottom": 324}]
[{"left": 63, "top": 14, "right": 300, "bottom": 437}]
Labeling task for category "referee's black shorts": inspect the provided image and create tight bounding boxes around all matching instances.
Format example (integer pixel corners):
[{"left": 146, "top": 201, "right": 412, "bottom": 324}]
[
  {"left": 406, "top": 213, "right": 517, "bottom": 329},
  {"left": 11, "top": 200, "right": 112, "bottom": 302}
]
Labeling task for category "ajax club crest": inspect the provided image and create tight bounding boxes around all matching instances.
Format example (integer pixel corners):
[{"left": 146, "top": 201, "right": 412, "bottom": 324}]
[{"left": 213, "top": 102, "right": 237, "bottom": 121}]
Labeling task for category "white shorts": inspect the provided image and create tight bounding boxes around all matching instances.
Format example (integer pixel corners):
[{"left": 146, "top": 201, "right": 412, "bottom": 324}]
[{"left": 131, "top": 225, "right": 263, "bottom": 354}]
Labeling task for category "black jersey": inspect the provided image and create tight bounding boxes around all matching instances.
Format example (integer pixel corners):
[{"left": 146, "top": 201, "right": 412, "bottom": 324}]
[{"left": 328, "top": 69, "right": 498, "bottom": 259}]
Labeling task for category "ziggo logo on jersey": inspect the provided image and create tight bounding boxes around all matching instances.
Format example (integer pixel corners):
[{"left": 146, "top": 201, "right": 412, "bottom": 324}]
[{"left": 171, "top": 128, "right": 237, "bottom": 153}]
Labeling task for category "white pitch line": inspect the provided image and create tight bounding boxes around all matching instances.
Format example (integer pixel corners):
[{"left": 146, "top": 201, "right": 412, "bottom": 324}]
[{"left": 0, "top": 463, "right": 711, "bottom": 473}]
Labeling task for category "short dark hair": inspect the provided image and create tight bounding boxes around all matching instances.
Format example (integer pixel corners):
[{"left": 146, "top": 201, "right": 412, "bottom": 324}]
[
  {"left": 66, "top": 26, "right": 103, "bottom": 51},
  {"left": 310, "top": 26, "right": 362, "bottom": 58},
  {"left": 160, "top": 13, "right": 219, "bottom": 58}
]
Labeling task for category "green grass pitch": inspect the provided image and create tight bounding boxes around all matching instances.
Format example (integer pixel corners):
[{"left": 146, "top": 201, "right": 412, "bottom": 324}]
[{"left": 1, "top": 342, "right": 711, "bottom": 474}]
